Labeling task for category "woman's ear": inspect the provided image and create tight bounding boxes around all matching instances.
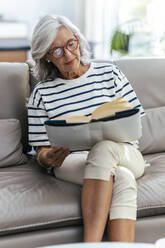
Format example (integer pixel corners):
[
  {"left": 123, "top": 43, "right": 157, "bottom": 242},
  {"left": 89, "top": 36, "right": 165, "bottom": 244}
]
[{"left": 44, "top": 54, "right": 51, "bottom": 63}]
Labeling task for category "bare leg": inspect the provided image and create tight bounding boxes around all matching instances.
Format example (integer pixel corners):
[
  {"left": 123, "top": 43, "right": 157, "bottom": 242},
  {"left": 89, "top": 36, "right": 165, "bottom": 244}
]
[
  {"left": 81, "top": 176, "right": 113, "bottom": 242},
  {"left": 107, "top": 219, "right": 135, "bottom": 242}
]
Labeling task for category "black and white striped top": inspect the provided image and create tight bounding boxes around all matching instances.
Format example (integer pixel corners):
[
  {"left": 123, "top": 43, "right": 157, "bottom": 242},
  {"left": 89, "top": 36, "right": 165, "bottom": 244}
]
[{"left": 28, "top": 62, "right": 144, "bottom": 147}]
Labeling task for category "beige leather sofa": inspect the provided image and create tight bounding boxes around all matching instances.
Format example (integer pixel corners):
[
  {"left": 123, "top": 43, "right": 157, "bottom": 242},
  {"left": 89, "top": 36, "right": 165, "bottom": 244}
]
[{"left": 0, "top": 58, "right": 165, "bottom": 248}]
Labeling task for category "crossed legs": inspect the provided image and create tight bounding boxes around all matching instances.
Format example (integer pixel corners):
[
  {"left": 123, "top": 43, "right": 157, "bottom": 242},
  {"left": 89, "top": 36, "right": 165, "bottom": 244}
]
[
  {"left": 54, "top": 140, "right": 145, "bottom": 242},
  {"left": 81, "top": 140, "right": 145, "bottom": 242}
]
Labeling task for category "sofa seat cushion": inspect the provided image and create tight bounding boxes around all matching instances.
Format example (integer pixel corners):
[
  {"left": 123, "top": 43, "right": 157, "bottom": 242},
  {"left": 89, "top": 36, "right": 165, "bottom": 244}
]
[
  {"left": 1, "top": 153, "right": 165, "bottom": 236},
  {"left": 0, "top": 159, "right": 82, "bottom": 236},
  {"left": 137, "top": 152, "right": 165, "bottom": 218}
]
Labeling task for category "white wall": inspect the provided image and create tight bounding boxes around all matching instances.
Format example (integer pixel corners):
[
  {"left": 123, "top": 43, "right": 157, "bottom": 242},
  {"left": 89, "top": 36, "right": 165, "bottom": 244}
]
[
  {"left": 0, "top": 0, "right": 119, "bottom": 59},
  {"left": 0, "top": 0, "right": 83, "bottom": 38}
]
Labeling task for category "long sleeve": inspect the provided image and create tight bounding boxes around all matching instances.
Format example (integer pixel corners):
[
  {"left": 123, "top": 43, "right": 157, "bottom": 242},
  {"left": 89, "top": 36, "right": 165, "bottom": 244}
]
[
  {"left": 28, "top": 87, "right": 50, "bottom": 147},
  {"left": 113, "top": 65, "right": 145, "bottom": 117}
]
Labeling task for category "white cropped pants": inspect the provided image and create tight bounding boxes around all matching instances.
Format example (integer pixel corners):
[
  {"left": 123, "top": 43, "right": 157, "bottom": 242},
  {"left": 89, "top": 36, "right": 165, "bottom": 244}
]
[{"left": 54, "top": 140, "right": 145, "bottom": 220}]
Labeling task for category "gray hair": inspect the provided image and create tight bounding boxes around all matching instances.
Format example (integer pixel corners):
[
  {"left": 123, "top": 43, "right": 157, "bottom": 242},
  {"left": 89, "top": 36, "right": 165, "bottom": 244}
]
[{"left": 31, "top": 15, "right": 91, "bottom": 82}]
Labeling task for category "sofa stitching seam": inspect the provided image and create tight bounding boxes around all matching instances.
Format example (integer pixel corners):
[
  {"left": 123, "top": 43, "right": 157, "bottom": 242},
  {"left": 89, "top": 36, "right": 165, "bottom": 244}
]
[{"left": 0, "top": 216, "right": 82, "bottom": 233}]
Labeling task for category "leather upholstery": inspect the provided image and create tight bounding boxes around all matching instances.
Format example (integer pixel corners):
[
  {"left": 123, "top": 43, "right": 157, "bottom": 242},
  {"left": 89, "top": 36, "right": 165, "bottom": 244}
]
[
  {"left": 138, "top": 153, "right": 165, "bottom": 217},
  {"left": 139, "top": 107, "right": 165, "bottom": 154},
  {"left": 115, "top": 57, "right": 165, "bottom": 109},
  {"left": 0, "top": 160, "right": 82, "bottom": 236}
]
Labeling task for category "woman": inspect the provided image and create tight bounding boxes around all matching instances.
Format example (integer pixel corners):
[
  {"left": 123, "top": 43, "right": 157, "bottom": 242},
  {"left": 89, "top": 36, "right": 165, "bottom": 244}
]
[{"left": 28, "top": 15, "right": 145, "bottom": 243}]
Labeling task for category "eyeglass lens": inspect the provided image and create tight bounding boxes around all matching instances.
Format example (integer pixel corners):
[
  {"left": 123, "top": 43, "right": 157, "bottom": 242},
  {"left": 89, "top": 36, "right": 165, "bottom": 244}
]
[{"left": 53, "top": 39, "right": 78, "bottom": 58}]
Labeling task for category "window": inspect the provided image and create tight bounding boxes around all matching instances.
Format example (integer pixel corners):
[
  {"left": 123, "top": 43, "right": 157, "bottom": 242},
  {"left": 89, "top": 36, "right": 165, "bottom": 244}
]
[
  {"left": 83, "top": 0, "right": 165, "bottom": 59},
  {"left": 115, "top": 0, "right": 165, "bottom": 57}
]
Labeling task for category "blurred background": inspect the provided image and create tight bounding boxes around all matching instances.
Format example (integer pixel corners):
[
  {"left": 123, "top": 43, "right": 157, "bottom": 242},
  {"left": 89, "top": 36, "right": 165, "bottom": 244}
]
[{"left": 0, "top": 0, "right": 165, "bottom": 62}]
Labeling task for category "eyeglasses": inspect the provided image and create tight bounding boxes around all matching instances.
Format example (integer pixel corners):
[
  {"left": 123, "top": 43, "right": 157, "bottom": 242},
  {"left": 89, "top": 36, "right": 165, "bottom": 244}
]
[{"left": 48, "top": 38, "right": 79, "bottom": 59}]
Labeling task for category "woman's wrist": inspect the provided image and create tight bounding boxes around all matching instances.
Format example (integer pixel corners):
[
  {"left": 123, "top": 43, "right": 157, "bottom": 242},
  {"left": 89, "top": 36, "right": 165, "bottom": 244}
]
[{"left": 37, "top": 147, "right": 50, "bottom": 168}]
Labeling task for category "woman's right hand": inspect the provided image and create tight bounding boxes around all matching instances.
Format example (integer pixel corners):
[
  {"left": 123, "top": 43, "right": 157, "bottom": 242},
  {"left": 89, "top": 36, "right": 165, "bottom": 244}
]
[{"left": 37, "top": 146, "right": 70, "bottom": 168}]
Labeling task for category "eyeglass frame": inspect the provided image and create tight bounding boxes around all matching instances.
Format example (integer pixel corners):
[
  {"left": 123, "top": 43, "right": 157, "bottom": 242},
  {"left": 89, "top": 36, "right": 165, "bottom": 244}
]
[{"left": 47, "top": 38, "right": 79, "bottom": 59}]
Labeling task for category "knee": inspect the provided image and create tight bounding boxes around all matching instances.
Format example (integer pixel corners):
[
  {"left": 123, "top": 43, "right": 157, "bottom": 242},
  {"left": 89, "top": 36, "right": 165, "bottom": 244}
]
[
  {"left": 84, "top": 141, "right": 119, "bottom": 181},
  {"left": 87, "top": 140, "right": 119, "bottom": 164},
  {"left": 91, "top": 140, "right": 117, "bottom": 153},
  {"left": 84, "top": 140, "right": 117, "bottom": 181}
]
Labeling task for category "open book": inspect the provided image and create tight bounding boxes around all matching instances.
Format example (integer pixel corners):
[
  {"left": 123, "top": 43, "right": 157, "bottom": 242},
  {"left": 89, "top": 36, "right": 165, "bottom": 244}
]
[
  {"left": 45, "top": 98, "right": 142, "bottom": 151},
  {"left": 52, "top": 98, "right": 132, "bottom": 124}
]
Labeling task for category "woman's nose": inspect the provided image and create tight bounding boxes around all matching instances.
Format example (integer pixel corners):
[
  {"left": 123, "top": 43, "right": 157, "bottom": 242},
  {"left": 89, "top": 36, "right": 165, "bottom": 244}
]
[{"left": 63, "top": 48, "right": 72, "bottom": 57}]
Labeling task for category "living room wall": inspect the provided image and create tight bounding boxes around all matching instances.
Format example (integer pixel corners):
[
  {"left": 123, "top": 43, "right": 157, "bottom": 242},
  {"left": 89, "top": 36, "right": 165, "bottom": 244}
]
[{"left": 0, "top": 0, "right": 82, "bottom": 38}]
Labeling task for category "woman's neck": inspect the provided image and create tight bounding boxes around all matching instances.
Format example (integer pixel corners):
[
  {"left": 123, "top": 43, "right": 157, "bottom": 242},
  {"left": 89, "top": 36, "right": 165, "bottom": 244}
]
[{"left": 62, "top": 63, "right": 90, "bottom": 80}]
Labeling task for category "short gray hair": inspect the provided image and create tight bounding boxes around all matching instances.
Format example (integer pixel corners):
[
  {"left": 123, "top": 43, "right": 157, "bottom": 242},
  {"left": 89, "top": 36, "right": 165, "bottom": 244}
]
[{"left": 31, "top": 15, "right": 91, "bottom": 82}]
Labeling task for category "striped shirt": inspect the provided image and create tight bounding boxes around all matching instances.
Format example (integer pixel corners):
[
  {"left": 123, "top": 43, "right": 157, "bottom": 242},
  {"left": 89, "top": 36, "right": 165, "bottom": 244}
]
[{"left": 28, "top": 62, "right": 144, "bottom": 147}]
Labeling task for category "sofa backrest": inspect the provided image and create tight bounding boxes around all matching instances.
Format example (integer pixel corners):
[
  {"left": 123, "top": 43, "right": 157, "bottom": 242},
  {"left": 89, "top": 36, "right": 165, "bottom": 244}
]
[
  {"left": 114, "top": 57, "right": 165, "bottom": 109},
  {"left": 0, "top": 62, "right": 30, "bottom": 152},
  {"left": 114, "top": 58, "right": 165, "bottom": 154},
  {"left": 95, "top": 57, "right": 165, "bottom": 109}
]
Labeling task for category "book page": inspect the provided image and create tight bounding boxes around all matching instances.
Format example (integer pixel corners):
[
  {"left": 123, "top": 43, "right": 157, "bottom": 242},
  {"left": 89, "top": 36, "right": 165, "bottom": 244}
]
[
  {"left": 52, "top": 98, "right": 131, "bottom": 124},
  {"left": 91, "top": 98, "right": 132, "bottom": 120}
]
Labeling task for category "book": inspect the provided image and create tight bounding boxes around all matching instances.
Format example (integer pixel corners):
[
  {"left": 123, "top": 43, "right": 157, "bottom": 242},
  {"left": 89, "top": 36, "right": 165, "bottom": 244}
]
[
  {"left": 44, "top": 98, "right": 142, "bottom": 151},
  {"left": 51, "top": 98, "right": 132, "bottom": 124}
]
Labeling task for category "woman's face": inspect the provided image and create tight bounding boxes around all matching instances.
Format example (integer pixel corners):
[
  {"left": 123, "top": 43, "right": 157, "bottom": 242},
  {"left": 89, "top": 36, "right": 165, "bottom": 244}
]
[{"left": 46, "top": 26, "right": 82, "bottom": 79}]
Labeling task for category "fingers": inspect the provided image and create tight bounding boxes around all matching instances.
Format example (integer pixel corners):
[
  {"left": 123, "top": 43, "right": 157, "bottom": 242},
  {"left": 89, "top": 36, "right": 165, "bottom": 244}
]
[
  {"left": 53, "top": 149, "right": 70, "bottom": 168},
  {"left": 46, "top": 146, "right": 70, "bottom": 167},
  {"left": 52, "top": 146, "right": 70, "bottom": 154}
]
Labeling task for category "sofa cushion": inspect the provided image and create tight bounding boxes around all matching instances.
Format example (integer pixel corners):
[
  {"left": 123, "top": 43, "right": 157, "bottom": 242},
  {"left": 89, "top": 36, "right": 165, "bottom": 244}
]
[
  {"left": 0, "top": 62, "right": 30, "bottom": 153},
  {"left": 139, "top": 106, "right": 165, "bottom": 154},
  {"left": 0, "top": 119, "right": 27, "bottom": 167},
  {"left": 137, "top": 152, "right": 165, "bottom": 218},
  {"left": 0, "top": 160, "right": 82, "bottom": 236},
  {"left": 0, "top": 153, "right": 165, "bottom": 236}
]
